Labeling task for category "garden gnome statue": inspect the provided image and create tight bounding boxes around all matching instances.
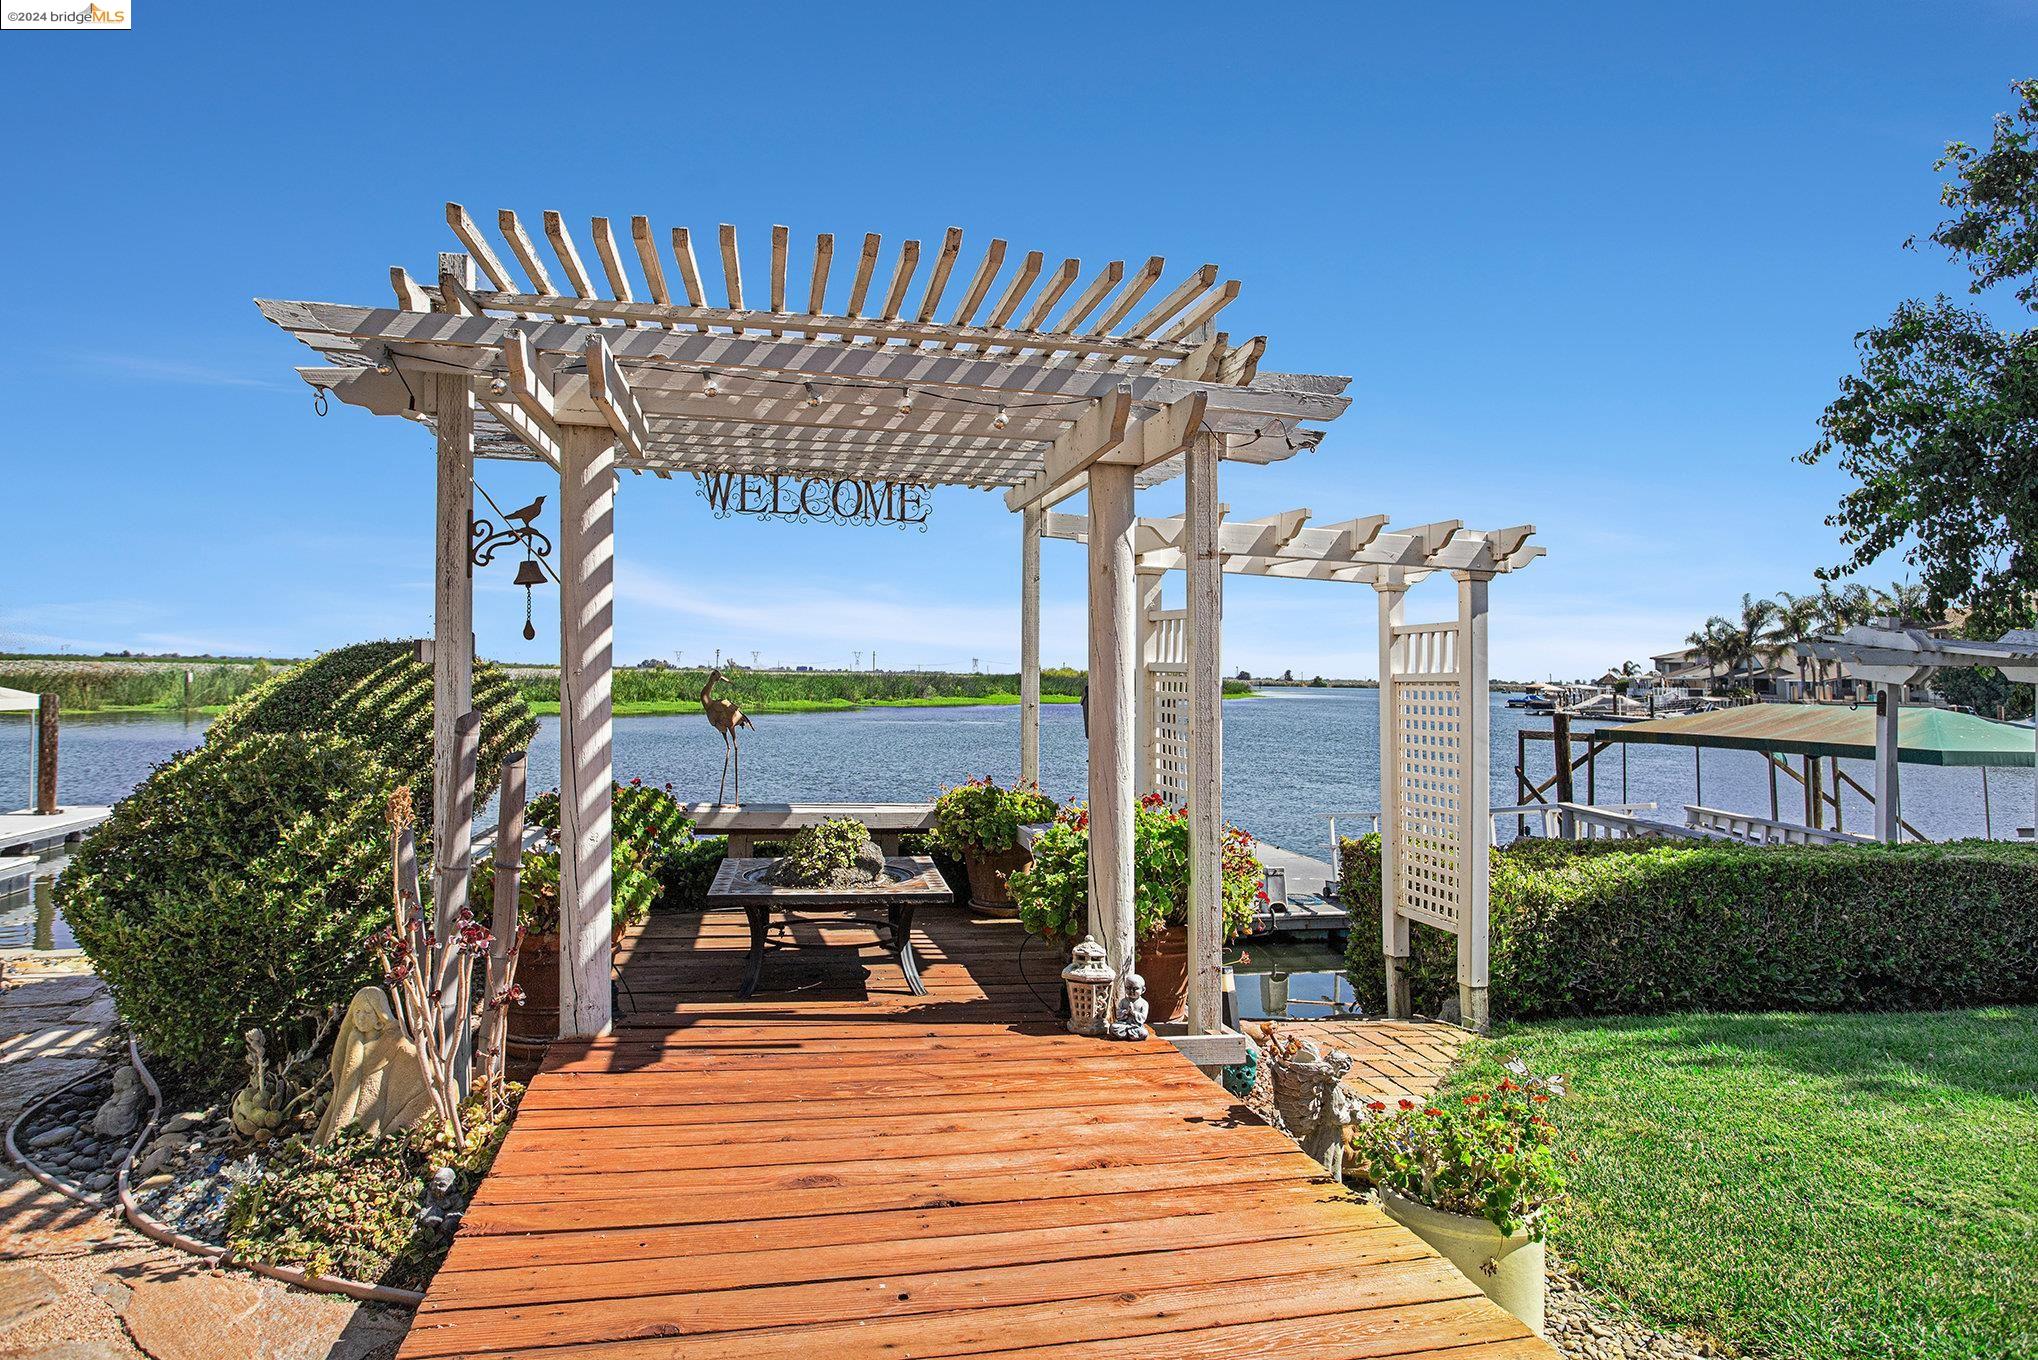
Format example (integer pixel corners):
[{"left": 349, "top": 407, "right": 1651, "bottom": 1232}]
[
  {"left": 316, "top": 985, "right": 432, "bottom": 1144},
  {"left": 1106, "top": 973, "right": 1150, "bottom": 1040},
  {"left": 1061, "top": 935, "right": 1115, "bottom": 1037},
  {"left": 1264, "top": 1032, "right": 1360, "bottom": 1177}
]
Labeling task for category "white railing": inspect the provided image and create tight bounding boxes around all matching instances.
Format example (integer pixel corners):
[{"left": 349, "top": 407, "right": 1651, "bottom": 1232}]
[
  {"left": 1324, "top": 802, "right": 1668, "bottom": 859},
  {"left": 1683, "top": 805, "right": 1874, "bottom": 846}
]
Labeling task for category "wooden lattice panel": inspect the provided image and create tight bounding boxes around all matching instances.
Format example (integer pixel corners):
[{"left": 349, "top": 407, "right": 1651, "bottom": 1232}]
[
  {"left": 1391, "top": 623, "right": 1464, "bottom": 930},
  {"left": 1150, "top": 667, "right": 1191, "bottom": 809}
]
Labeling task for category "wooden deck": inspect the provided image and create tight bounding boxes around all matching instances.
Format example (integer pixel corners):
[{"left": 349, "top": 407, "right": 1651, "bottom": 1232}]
[{"left": 399, "top": 906, "right": 1553, "bottom": 1360}]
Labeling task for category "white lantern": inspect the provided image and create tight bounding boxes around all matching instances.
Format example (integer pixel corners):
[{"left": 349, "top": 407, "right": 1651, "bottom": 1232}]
[{"left": 1061, "top": 935, "right": 1116, "bottom": 1037}]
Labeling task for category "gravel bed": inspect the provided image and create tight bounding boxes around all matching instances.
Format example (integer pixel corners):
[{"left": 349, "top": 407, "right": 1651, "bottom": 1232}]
[
  {"left": 12, "top": 1061, "right": 130, "bottom": 1199},
  {"left": 1547, "top": 1257, "right": 1730, "bottom": 1359}
]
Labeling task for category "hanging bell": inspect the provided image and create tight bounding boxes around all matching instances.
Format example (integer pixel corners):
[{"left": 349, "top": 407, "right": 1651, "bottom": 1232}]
[{"left": 513, "top": 559, "right": 546, "bottom": 588}]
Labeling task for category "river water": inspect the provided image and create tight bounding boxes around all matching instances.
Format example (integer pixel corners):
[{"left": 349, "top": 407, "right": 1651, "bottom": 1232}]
[{"left": 4, "top": 692, "right": 2031, "bottom": 973}]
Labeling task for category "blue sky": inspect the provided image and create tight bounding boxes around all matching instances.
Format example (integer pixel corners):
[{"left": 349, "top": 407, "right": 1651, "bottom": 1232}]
[{"left": 3, "top": 2, "right": 2032, "bottom": 680}]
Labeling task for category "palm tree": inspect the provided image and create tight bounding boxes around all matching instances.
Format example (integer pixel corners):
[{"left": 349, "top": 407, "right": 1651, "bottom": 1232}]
[
  {"left": 1698, "top": 616, "right": 1744, "bottom": 694},
  {"left": 1721, "top": 594, "right": 1782, "bottom": 694},
  {"left": 1684, "top": 625, "right": 1722, "bottom": 693},
  {"left": 1772, "top": 591, "right": 1823, "bottom": 701},
  {"left": 1877, "top": 580, "right": 1933, "bottom": 627}
]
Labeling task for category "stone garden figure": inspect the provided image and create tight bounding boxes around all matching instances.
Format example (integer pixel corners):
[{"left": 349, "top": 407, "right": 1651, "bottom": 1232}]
[
  {"left": 1106, "top": 972, "right": 1150, "bottom": 1040},
  {"left": 1263, "top": 1030, "right": 1361, "bottom": 1178},
  {"left": 316, "top": 985, "right": 433, "bottom": 1144}
]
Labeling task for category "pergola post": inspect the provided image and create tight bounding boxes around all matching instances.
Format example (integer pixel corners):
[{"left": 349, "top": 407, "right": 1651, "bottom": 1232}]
[
  {"left": 1454, "top": 571, "right": 1493, "bottom": 1032},
  {"left": 1019, "top": 506, "right": 1042, "bottom": 788},
  {"left": 1872, "top": 683, "right": 1901, "bottom": 844},
  {"left": 1085, "top": 463, "right": 1139, "bottom": 999},
  {"left": 1183, "top": 431, "right": 1224, "bottom": 1035},
  {"left": 429, "top": 259, "right": 477, "bottom": 996},
  {"left": 1374, "top": 577, "right": 1410, "bottom": 1019},
  {"left": 558, "top": 421, "right": 618, "bottom": 1038},
  {"left": 1134, "top": 568, "right": 1165, "bottom": 798}
]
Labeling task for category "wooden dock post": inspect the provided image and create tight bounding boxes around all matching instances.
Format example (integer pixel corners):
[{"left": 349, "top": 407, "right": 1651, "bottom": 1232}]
[
  {"left": 34, "top": 694, "right": 58, "bottom": 815},
  {"left": 1550, "top": 710, "right": 1574, "bottom": 838}
]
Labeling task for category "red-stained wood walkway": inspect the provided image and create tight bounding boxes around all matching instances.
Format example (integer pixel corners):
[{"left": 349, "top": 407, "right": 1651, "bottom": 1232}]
[{"left": 398, "top": 906, "right": 1553, "bottom": 1360}]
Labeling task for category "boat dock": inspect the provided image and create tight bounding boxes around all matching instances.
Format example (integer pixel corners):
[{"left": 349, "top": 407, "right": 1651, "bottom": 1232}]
[
  {"left": 0, "top": 807, "right": 109, "bottom": 857},
  {"left": 1248, "top": 842, "right": 1349, "bottom": 938},
  {"left": 398, "top": 905, "right": 1550, "bottom": 1360}
]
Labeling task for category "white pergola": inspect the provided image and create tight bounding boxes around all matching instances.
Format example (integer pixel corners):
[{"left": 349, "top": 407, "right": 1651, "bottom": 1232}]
[
  {"left": 259, "top": 204, "right": 1354, "bottom": 1047},
  {"left": 1043, "top": 510, "right": 1543, "bottom": 1029}
]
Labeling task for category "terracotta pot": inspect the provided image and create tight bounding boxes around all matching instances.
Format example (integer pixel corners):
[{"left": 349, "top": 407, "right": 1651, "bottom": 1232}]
[
  {"left": 963, "top": 846, "right": 1031, "bottom": 914},
  {"left": 1138, "top": 924, "right": 1189, "bottom": 1023},
  {"left": 506, "top": 933, "right": 562, "bottom": 1073},
  {"left": 505, "top": 924, "right": 625, "bottom": 1074},
  {"left": 1378, "top": 1186, "right": 1546, "bottom": 1335}
]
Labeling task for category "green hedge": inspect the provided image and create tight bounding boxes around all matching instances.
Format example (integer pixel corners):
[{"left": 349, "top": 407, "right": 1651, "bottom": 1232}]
[
  {"left": 1342, "top": 834, "right": 2038, "bottom": 1019},
  {"left": 208, "top": 640, "right": 535, "bottom": 837},
  {"left": 60, "top": 641, "right": 538, "bottom": 1084},
  {"left": 62, "top": 734, "right": 399, "bottom": 1076}
]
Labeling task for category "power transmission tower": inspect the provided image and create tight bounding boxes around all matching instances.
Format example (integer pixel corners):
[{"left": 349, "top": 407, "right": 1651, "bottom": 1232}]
[
  {"left": 751, "top": 650, "right": 760, "bottom": 669},
  {"left": 673, "top": 649, "right": 683, "bottom": 668},
  {"left": 852, "top": 650, "right": 862, "bottom": 670}
]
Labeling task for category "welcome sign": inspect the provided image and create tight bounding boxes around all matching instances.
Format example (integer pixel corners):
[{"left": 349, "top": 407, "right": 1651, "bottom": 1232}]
[{"left": 695, "top": 472, "right": 932, "bottom": 529}]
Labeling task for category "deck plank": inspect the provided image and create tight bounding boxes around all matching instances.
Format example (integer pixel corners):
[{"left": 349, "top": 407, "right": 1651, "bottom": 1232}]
[{"left": 396, "top": 907, "right": 1552, "bottom": 1360}]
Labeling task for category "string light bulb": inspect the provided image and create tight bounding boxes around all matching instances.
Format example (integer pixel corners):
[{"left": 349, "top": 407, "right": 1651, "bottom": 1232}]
[
  {"left": 701, "top": 370, "right": 722, "bottom": 397},
  {"left": 896, "top": 391, "right": 915, "bottom": 415},
  {"left": 991, "top": 407, "right": 1011, "bottom": 430},
  {"left": 803, "top": 383, "right": 824, "bottom": 409},
  {"left": 489, "top": 377, "right": 509, "bottom": 396}
]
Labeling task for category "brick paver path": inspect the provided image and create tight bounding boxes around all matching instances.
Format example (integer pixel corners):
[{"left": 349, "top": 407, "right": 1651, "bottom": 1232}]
[{"left": 1264, "top": 1019, "right": 1471, "bottom": 1107}]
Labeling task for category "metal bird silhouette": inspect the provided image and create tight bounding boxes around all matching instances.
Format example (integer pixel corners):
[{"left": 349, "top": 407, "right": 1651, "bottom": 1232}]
[
  {"left": 700, "top": 667, "right": 755, "bottom": 803},
  {"left": 504, "top": 495, "right": 545, "bottom": 526}
]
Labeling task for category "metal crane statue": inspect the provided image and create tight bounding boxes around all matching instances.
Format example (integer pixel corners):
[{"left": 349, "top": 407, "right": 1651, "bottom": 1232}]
[{"left": 699, "top": 667, "right": 755, "bottom": 804}]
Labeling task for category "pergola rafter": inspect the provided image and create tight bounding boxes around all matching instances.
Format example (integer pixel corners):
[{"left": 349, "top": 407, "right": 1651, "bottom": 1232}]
[{"left": 256, "top": 203, "right": 1369, "bottom": 1050}]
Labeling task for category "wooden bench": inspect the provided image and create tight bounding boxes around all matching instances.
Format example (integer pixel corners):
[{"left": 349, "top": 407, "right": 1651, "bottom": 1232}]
[{"left": 678, "top": 802, "right": 938, "bottom": 857}]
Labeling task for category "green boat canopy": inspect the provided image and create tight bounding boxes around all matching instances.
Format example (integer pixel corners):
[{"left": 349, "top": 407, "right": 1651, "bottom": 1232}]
[{"left": 1594, "top": 703, "right": 2036, "bottom": 768}]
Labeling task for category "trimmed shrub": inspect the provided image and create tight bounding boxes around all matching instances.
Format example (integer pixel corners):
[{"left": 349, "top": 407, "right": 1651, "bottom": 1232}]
[
  {"left": 207, "top": 640, "right": 535, "bottom": 836},
  {"left": 61, "top": 734, "right": 400, "bottom": 1077},
  {"left": 60, "top": 640, "right": 539, "bottom": 1085},
  {"left": 1342, "top": 834, "right": 2038, "bottom": 1019}
]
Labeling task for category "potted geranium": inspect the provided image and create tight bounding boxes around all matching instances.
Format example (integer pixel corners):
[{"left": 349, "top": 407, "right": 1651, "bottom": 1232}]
[
  {"left": 1345, "top": 1060, "right": 1567, "bottom": 1333},
  {"left": 1009, "top": 794, "right": 1262, "bottom": 1020},
  {"left": 929, "top": 778, "right": 1059, "bottom": 915}
]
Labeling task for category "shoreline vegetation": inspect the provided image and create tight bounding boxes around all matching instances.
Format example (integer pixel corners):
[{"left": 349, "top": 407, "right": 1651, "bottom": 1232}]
[{"left": 0, "top": 657, "right": 1258, "bottom": 720}]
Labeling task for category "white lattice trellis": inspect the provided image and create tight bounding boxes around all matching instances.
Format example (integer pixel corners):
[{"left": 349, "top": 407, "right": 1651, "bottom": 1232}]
[
  {"left": 1391, "top": 622, "right": 1464, "bottom": 930},
  {"left": 1378, "top": 573, "right": 1493, "bottom": 1029},
  {"left": 1144, "top": 608, "right": 1190, "bottom": 807}
]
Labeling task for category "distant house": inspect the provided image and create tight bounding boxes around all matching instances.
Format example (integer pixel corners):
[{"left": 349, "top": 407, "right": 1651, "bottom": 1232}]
[{"left": 1647, "top": 645, "right": 1866, "bottom": 702}]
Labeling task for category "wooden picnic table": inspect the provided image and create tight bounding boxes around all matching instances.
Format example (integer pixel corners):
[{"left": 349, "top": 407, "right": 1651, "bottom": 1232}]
[{"left": 705, "top": 855, "right": 953, "bottom": 999}]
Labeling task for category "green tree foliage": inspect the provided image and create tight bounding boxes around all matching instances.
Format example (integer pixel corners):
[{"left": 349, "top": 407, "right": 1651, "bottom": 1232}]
[
  {"left": 1802, "top": 80, "right": 2038, "bottom": 632},
  {"left": 1923, "top": 77, "right": 2038, "bottom": 311},
  {"left": 60, "top": 641, "right": 538, "bottom": 1083}
]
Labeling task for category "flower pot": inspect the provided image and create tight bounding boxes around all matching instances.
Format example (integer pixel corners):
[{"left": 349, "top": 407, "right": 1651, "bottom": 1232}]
[
  {"left": 506, "top": 933, "right": 562, "bottom": 1077},
  {"left": 1137, "top": 925, "right": 1189, "bottom": 1023},
  {"left": 963, "top": 846, "right": 1030, "bottom": 915},
  {"left": 505, "top": 924, "right": 625, "bottom": 1078},
  {"left": 1377, "top": 1186, "right": 1545, "bottom": 1335}
]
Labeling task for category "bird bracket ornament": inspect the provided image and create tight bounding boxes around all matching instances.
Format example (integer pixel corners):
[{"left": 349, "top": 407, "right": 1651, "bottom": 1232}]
[{"left": 470, "top": 490, "right": 554, "bottom": 640}]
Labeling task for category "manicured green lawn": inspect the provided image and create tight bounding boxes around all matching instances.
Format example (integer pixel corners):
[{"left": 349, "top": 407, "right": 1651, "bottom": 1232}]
[{"left": 1454, "top": 1008, "right": 2038, "bottom": 1360}]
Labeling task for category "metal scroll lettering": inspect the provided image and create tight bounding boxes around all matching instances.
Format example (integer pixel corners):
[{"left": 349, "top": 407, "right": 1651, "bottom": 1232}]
[{"left": 695, "top": 473, "right": 932, "bottom": 531}]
